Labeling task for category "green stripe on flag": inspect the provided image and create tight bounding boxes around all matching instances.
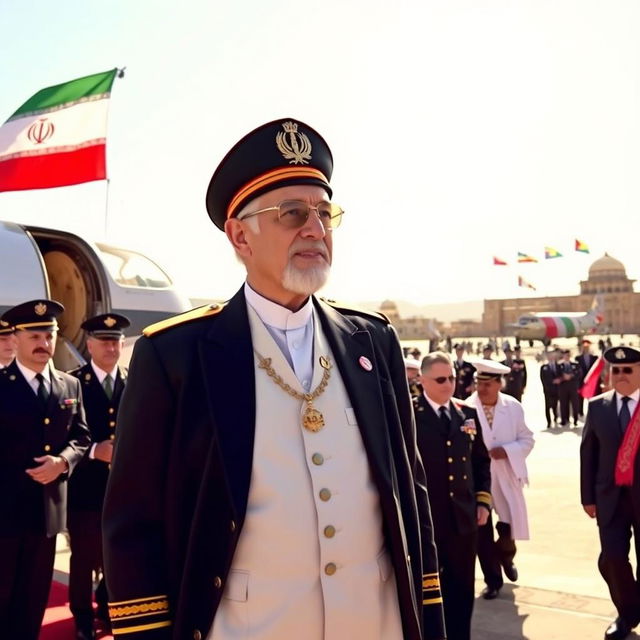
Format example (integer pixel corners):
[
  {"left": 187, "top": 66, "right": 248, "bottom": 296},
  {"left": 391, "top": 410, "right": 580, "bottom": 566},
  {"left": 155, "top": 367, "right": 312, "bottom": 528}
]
[{"left": 8, "top": 69, "right": 118, "bottom": 122}]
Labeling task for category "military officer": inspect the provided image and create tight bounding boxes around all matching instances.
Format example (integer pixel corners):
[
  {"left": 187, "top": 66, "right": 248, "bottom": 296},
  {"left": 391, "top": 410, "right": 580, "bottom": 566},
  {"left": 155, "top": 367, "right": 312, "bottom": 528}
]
[
  {"left": 68, "top": 313, "right": 130, "bottom": 639},
  {"left": 415, "top": 351, "right": 491, "bottom": 640},
  {"left": 558, "top": 349, "right": 581, "bottom": 426},
  {"left": 501, "top": 346, "right": 527, "bottom": 402},
  {"left": 405, "top": 357, "right": 422, "bottom": 399},
  {"left": 453, "top": 343, "right": 475, "bottom": 400},
  {"left": 0, "top": 300, "right": 91, "bottom": 640},
  {"left": 103, "top": 119, "right": 445, "bottom": 640},
  {"left": 0, "top": 320, "right": 16, "bottom": 368},
  {"left": 581, "top": 346, "right": 640, "bottom": 640},
  {"left": 540, "top": 350, "right": 562, "bottom": 428}
]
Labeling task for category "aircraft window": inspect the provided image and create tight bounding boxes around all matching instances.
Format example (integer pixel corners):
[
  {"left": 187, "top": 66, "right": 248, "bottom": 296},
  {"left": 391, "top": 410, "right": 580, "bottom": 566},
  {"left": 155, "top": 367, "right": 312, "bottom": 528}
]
[{"left": 96, "top": 244, "right": 172, "bottom": 288}]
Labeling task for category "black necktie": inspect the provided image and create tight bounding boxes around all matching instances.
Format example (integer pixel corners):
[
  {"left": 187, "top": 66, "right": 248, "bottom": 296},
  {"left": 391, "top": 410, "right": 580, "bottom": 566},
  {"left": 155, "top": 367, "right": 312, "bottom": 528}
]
[
  {"left": 439, "top": 405, "right": 451, "bottom": 431},
  {"left": 36, "top": 373, "right": 49, "bottom": 406},
  {"left": 103, "top": 375, "right": 113, "bottom": 400},
  {"left": 620, "top": 396, "right": 631, "bottom": 434}
]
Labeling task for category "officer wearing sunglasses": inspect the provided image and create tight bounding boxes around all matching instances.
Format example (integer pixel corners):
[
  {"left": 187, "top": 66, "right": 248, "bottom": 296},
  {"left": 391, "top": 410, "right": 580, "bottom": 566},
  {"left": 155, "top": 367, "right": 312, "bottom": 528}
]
[{"left": 581, "top": 346, "right": 640, "bottom": 640}]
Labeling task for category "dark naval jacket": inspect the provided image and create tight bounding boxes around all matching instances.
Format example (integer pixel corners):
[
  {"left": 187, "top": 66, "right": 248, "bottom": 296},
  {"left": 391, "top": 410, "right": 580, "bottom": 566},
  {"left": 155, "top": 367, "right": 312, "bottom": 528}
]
[
  {"left": 0, "top": 361, "right": 91, "bottom": 537},
  {"left": 414, "top": 395, "right": 492, "bottom": 539},
  {"left": 103, "top": 288, "right": 445, "bottom": 640},
  {"left": 580, "top": 390, "right": 640, "bottom": 527},
  {"left": 67, "top": 362, "right": 127, "bottom": 512},
  {"left": 454, "top": 360, "right": 476, "bottom": 400}
]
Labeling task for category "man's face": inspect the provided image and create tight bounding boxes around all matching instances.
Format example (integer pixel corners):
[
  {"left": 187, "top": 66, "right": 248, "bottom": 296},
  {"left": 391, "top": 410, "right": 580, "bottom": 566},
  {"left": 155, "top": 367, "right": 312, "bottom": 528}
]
[
  {"left": 455, "top": 347, "right": 464, "bottom": 361},
  {"left": 406, "top": 366, "right": 420, "bottom": 383},
  {"left": 15, "top": 329, "right": 57, "bottom": 371},
  {"left": 611, "top": 362, "right": 640, "bottom": 396},
  {"left": 226, "top": 185, "right": 333, "bottom": 310},
  {"left": 87, "top": 336, "right": 123, "bottom": 372},
  {"left": 420, "top": 362, "right": 455, "bottom": 406},
  {"left": 476, "top": 378, "right": 501, "bottom": 405},
  {"left": 582, "top": 344, "right": 591, "bottom": 355},
  {"left": 0, "top": 333, "right": 16, "bottom": 366},
  {"left": 483, "top": 348, "right": 493, "bottom": 359}
]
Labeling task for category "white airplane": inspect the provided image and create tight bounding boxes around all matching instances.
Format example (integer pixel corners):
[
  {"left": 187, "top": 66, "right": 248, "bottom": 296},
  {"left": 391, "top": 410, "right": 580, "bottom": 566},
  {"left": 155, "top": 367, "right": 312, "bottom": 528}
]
[
  {"left": 509, "top": 296, "right": 604, "bottom": 346},
  {"left": 0, "top": 220, "right": 190, "bottom": 369}
]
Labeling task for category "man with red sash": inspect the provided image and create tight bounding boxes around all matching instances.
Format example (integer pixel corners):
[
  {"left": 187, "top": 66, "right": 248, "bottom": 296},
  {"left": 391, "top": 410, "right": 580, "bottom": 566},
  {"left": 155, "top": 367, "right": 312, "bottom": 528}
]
[{"left": 581, "top": 345, "right": 640, "bottom": 640}]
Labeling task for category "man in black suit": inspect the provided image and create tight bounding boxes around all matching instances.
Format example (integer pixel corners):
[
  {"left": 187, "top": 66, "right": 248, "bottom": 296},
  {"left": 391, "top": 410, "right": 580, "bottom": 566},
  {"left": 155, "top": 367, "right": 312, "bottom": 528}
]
[
  {"left": 558, "top": 350, "right": 581, "bottom": 426},
  {"left": 501, "top": 346, "right": 527, "bottom": 402},
  {"left": 414, "top": 351, "right": 491, "bottom": 640},
  {"left": 540, "top": 350, "right": 562, "bottom": 428},
  {"left": 581, "top": 346, "right": 640, "bottom": 640},
  {"left": 453, "top": 343, "right": 475, "bottom": 400},
  {"left": 103, "top": 119, "right": 445, "bottom": 640},
  {"left": 68, "top": 313, "right": 130, "bottom": 639},
  {"left": 0, "top": 300, "right": 91, "bottom": 640}
]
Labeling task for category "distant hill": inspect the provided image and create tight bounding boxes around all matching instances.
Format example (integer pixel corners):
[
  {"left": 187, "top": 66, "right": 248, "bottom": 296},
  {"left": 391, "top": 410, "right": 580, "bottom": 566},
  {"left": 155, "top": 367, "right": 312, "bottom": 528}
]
[
  {"left": 189, "top": 297, "right": 484, "bottom": 323},
  {"left": 359, "top": 299, "right": 484, "bottom": 322}
]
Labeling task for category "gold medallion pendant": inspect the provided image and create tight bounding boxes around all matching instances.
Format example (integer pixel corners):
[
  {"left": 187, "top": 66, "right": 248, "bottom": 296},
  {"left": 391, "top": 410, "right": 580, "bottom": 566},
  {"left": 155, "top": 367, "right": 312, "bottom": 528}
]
[{"left": 303, "top": 402, "right": 325, "bottom": 432}]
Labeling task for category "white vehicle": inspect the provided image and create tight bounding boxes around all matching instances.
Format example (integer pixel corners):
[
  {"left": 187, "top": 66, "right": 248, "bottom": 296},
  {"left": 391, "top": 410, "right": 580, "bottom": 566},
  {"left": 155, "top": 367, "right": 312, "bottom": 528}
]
[{"left": 0, "top": 220, "right": 190, "bottom": 368}]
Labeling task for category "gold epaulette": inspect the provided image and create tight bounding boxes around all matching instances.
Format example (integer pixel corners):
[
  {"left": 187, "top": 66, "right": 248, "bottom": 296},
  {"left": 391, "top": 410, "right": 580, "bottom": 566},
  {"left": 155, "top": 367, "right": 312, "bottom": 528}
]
[
  {"left": 476, "top": 491, "right": 492, "bottom": 508},
  {"left": 143, "top": 303, "right": 226, "bottom": 337},
  {"left": 321, "top": 298, "right": 390, "bottom": 324},
  {"left": 109, "top": 594, "right": 172, "bottom": 635},
  {"left": 422, "top": 572, "right": 443, "bottom": 605}
]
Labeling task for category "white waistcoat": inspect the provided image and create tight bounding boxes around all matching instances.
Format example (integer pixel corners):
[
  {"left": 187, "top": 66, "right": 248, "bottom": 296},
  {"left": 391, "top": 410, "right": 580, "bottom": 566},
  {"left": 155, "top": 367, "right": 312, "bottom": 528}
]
[{"left": 209, "top": 306, "right": 403, "bottom": 640}]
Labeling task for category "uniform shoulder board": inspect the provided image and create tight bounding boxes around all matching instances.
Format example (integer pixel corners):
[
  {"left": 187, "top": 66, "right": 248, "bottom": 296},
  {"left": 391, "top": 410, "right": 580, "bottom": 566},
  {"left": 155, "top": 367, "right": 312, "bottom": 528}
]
[
  {"left": 143, "top": 302, "right": 226, "bottom": 337},
  {"left": 321, "top": 298, "right": 390, "bottom": 324}
]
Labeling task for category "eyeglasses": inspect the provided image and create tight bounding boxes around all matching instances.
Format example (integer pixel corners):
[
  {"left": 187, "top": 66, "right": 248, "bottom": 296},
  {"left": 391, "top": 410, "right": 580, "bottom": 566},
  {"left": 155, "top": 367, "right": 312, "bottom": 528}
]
[
  {"left": 612, "top": 366, "right": 636, "bottom": 375},
  {"left": 238, "top": 200, "right": 344, "bottom": 230},
  {"left": 427, "top": 375, "right": 456, "bottom": 384}
]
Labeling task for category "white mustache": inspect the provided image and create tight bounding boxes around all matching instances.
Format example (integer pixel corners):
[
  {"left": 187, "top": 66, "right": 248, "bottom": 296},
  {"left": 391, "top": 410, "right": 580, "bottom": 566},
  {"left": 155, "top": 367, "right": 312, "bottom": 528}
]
[{"left": 288, "top": 242, "right": 329, "bottom": 261}]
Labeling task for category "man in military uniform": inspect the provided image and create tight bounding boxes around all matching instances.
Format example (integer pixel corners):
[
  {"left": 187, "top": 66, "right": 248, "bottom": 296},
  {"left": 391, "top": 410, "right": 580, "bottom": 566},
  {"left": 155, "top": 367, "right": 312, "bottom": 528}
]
[
  {"left": 453, "top": 343, "right": 475, "bottom": 400},
  {"left": 0, "top": 300, "right": 91, "bottom": 640},
  {"left": 501, "top": 346, "right": 527, "bottom": 402},
  {"left": 415, "top": 351, "right": 491, "bottom": 640},
  {"left": 405, "top": 357, "right": 422, "bottom": 399},
  {"left": 558, "top": 349, "right": 581, "bottom": 426},
  {"left": 581, "top": 346, "right": 640, "bottom": 640},
  {"left": 540, "top": 350, "right": 562, "bottom": 428},
  {"left": 68, "top": 313, "right": 130, "bottom": 639},
  {"left": 0, "top": 320, "right": 16, "bottom": 368},
  {"left": 103, "top": 119, "right": 445, "bottom": 640}
]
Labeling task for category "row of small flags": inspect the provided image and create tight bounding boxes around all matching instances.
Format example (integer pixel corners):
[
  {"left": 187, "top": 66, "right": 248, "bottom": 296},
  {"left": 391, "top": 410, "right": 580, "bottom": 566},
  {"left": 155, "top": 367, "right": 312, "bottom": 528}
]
[{"left": 493, "top": 239, "right": 590, "bottom": 266}]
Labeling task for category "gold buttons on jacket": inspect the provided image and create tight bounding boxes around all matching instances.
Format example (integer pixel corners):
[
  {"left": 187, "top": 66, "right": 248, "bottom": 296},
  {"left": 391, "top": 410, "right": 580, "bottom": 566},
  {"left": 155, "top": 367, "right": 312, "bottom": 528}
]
[
  {"left": 108, "top": 407, "right": 115, "bottom": 414},
  {"left": 110, "top": 434, "right": 115, "bottom": 440},
  {"left": 463, "top": 474, "right": 468, "bottom": 480},
  {"left": 446, "top": 440, "right": 451, "bottom": 446},
  {"left": 193, "top": 630, "right": 202, "bottom": 640},
  {"left": 312, "top": 453, "right": 324, "bottom": 465},
  {"left": 324, "top": 525, "right": 336, "bottom": 538},
  {"left": 448, "top": 457, "right": 453, "bottom": 463},
  {"left": 230, "top": 520, "right": 236, "bottom": 532},
  {"left": 214, "top": 576, "right": 223, "bottom": 589},
  {"left": 109, "top": 421, "right": 116, "bottom": 427},
  {"left": 450, "top": 492, "right": 454, "bottom": 497},
  {"left": 325, "top": 563, "right": 337, "bottom": 576},
  {"left": 449, "top": 475, "right": 454, "bottom": 481},
  {"left": 44, "top": 444, "right": 51, "bottom": 452},
  {"left": 462, "top": 456, "right": 467, "bottom": 461},
  {"left": 43, "top": 418, "right": 50, "bottom": 425},
  {"left": 319, "top": 488, "right": 331, "bottom": 501}
]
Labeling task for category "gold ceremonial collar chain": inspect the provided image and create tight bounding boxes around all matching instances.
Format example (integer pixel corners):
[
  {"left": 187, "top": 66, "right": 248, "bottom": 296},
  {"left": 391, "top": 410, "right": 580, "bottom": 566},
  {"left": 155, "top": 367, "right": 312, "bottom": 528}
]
[{"left": 255, "top": 351, "right": 332, "bottom": 432}]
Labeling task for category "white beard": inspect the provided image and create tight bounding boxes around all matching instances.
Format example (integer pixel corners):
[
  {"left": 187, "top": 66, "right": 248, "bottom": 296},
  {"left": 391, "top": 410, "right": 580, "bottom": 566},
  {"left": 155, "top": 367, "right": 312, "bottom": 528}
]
[{"left": 282, "top": 261, "right": 330, "bottom": 296}]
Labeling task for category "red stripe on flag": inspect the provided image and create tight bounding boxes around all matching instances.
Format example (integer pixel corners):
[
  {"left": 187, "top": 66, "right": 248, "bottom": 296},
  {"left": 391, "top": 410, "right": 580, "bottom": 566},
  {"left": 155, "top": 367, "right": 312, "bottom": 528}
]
[
  {"left": 540, "top": 317, "right": 558, "bottom": 338},
  {"left": 580, "top": 356, "right": 605, "bottom": 399},
  {"left": 0, "top": 144, "right": 106, "bottom": 191}
]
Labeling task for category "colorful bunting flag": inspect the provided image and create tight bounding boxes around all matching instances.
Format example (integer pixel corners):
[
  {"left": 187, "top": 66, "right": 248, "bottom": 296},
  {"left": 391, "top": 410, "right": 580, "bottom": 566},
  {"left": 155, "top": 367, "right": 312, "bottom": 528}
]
[
  {"left": 575, "top": 239, "right": 590, "bottom": 253},
  {"left": 517, "top": 275, "right": 536, "bottom": 290},
  {"left": 493, "top": 256, "right": 508, "bottom": 266},
  {"left": 544, "top": 247, "right": 562, "bottom": 259},
  {"left": 517, "top": 252, "right": 538, "bottom": 263}
]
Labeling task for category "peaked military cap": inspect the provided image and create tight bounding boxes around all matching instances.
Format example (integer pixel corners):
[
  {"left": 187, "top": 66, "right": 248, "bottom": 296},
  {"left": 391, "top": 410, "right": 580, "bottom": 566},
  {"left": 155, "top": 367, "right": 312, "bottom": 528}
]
[
  {"left": 82, "top": 313, "right": 130, "bottom": 339},
  {"left": 206, "top": 118, "right": 334, "bottom": 230},
  {"left": 0, "top": 318, "right": 13, "bottom": 335},
  {"left": 604, "top": 346, "right": 640, "bottom": 364},
  {"left": 404, "top": 357, "right": 421, "bottom": 371},
  {"left": 475, "top": 359, "right": 510, "bottom": 380},
  {"left": 2, "top": 299, "right": 64, "bottom": 331}
]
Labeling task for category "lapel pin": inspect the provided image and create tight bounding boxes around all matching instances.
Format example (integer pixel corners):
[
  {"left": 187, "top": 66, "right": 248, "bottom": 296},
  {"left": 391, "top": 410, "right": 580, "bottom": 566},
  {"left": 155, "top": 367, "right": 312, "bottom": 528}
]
[
  {"left": 319, "top": 355, "right": 331, "bottom": 370},
  {"left": 359, "top": 356, "right": 373, "bottom": 371}
]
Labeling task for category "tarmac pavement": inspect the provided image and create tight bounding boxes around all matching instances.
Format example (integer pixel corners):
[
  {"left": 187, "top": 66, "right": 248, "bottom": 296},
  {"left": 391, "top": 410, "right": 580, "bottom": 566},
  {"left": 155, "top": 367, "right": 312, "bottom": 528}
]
[{"left": 53, "top": 352, "right": 635, "bottom": 639}]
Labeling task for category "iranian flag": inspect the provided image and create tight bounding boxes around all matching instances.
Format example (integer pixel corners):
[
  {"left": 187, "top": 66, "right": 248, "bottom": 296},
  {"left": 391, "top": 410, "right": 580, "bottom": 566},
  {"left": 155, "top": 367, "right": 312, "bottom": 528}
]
[{"left": 0, "top": 69, "right": 118, "bottom": 192}]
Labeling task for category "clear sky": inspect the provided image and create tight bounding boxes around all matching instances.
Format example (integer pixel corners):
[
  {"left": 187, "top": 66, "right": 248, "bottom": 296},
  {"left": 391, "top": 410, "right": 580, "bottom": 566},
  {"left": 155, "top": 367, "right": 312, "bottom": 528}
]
[{"left": 2, "top": 0, "right": 639, "bottom": 307}]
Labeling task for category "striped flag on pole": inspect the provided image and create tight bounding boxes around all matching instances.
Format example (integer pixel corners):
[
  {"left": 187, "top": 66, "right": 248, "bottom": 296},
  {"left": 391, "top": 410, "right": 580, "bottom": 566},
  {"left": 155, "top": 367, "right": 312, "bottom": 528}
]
[{"left": 0, "top": 69, "right": 118, "bottom": 192}]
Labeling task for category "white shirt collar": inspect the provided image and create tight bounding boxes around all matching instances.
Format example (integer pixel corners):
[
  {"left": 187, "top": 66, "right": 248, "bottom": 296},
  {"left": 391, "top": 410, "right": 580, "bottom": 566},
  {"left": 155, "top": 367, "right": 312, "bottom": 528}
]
[
  {"left": 616, "top": 388, "right": 640, "bottom": 404},
  {"left": 91, "top": 360, "right": 118, "bottom": 384},
  {"left": 16, "top": 358, "right": 51, "bottom": 384},
  {"left": 244, "top": 282, "right": 313, "bottom": 331},
  {"left": 423, "top": 392, "right": 450, "bottom": 417}
]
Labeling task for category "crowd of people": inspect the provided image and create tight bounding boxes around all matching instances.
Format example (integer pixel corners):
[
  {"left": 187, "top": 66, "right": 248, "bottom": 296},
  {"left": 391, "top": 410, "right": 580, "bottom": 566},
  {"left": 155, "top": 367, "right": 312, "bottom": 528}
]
[{"left": 2, "top": 117, "right": 640, "bottom": 640}]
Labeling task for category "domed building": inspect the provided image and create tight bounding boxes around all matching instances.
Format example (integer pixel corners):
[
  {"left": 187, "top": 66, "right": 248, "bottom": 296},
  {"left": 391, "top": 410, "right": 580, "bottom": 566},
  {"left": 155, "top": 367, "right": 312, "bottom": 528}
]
[{"left": 483, "top": 254, "right": 640, "bottom": 335}]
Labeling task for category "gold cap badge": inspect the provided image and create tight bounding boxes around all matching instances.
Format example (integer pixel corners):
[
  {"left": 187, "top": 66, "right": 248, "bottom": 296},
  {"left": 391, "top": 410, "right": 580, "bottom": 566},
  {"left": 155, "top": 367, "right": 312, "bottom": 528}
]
[
  {"left": 276, "top": 121, "right": 312, "bottom": 165},
  {"left": 0, "top": 320, "right": 7, "bottom": 327},
  {"left": 104, "top": 316, "right": 117, "bottom": 328},
  {"left": 615, "top": 348, "right": 626, "bottom": 360},
  {"left": 34, "top": 302, "right": 47, "bottom": 316}
]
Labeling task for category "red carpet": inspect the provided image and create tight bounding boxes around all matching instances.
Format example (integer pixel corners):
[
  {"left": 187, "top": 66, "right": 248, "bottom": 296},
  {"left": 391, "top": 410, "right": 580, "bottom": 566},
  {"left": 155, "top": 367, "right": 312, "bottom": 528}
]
[{"left": 39, "top": 580, "right": 113, "bottom": 639}]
